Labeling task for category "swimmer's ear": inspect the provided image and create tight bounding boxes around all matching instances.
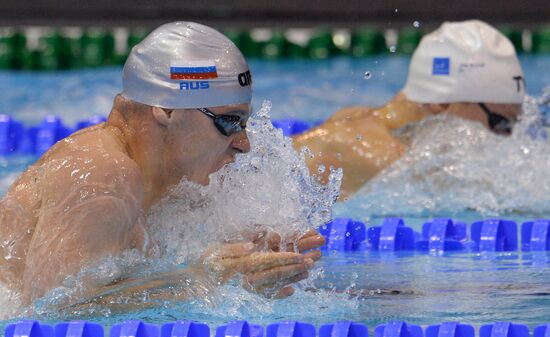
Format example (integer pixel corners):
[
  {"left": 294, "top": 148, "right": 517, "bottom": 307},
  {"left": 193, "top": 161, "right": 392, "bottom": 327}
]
[
  {"left": 151, "top": 107, "right": 174, "bottom": 126},
  {"left": 426, "top": 103, "right": 450, "bottom": 114}
]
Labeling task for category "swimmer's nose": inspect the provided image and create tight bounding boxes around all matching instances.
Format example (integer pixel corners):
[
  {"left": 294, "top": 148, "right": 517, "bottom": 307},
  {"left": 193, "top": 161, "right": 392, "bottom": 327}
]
[{"left": 231, "top": 131, "right": 251, "bottom": 153}]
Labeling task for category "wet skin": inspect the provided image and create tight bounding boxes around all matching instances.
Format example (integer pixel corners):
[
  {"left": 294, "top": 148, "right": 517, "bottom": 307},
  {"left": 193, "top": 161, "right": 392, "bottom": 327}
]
[
  {"left": 293, "top": 92, "right": 521, "bottom": 198},
  {"left": 0, "top": 94, "right": 325, "bottom": 305}
]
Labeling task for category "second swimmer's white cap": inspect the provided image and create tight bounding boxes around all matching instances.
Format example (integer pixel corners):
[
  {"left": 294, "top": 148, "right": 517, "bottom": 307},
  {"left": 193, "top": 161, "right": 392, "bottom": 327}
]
[
  {"left": 403, "top": 20, "right": 525, "bottom": 104},
  {"left": 122, "top": 22, "right": 252, "bottom": 109}
]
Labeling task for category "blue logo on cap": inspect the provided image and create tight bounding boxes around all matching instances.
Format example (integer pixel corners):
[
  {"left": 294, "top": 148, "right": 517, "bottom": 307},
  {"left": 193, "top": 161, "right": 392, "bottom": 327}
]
[{"left": 432, "top": 57, "right": 450, "bottom": 75}]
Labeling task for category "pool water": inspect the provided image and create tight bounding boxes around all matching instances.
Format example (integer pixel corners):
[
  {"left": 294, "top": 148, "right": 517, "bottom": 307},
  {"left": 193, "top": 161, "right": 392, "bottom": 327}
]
[{"left": 0, "top": 56, "right": 550, "bottom": 329}]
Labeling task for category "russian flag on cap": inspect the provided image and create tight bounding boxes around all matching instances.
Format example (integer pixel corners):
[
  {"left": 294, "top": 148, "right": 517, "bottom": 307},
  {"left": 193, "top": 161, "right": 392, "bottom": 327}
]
[{"left": 170, "top": 60, "right": 218, "bottom": 80}]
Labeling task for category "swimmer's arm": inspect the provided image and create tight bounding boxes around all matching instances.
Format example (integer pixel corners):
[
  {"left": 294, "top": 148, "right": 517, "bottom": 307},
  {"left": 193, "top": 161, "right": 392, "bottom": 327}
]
[
  {"left": 0, "top": 194, "right": 37, "bottom": 288},
  {"left": 66, "top": 265, "right": 213, "bottom": 311},
  {"left": 293, "top": 117, "right": 405, "bottom": 196},
  {"left": 94, "top": 235, "right": 322, "bottom": 299},
  {"left": 64, "top": 235, "right": 325, "bottom": 312},
  {"left": 22, "top": 155, "right": 147, "bottom": 303}
]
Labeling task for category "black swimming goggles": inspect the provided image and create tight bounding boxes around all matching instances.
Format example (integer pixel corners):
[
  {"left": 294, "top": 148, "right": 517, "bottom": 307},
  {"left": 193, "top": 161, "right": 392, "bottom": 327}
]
[
  {"left": 197, "top": 107, "right": 247, "bottom": 137},
  {"left": 478, "top": 103, "right": 514, "bottom": 135}
]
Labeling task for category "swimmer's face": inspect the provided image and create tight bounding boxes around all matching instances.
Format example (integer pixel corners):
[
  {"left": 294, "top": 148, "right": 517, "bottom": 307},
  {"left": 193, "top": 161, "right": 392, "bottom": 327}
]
[
  {"left": 161, "top": 103, "right": 252, "bottom": 185},
  {"left": 442, "top": 103, "right": 522, "bottom": 135}
]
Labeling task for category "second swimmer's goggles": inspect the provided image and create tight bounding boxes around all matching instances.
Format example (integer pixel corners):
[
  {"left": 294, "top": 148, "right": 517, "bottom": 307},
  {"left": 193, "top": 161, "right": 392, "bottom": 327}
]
[
  {"left": 197, "top": 107, "right": 247, "bottom": 137},
  {"left": 478, "top": 103, "right": 514, "bottom": 135}
]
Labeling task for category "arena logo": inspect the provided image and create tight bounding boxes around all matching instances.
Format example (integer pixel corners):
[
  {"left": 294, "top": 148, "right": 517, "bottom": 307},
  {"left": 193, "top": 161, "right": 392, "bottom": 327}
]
[
  {"left": 179, "top": 81, "right": 209, "bottom": 90},
  {"left": 512, "top": 75, "right": 524, "bottom": 92},
  {"left": 238, "top": 70, "right": 252, "bottom": 87}
]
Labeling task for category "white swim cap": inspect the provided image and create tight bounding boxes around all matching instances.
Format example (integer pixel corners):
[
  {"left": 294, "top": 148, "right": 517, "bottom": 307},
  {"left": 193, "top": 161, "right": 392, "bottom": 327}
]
[
  {"left": 122, "top": 22, "right": 252, "bottom": 109},
  {"left": 403, "top": 20, "right": 525, "bottom": 104}
]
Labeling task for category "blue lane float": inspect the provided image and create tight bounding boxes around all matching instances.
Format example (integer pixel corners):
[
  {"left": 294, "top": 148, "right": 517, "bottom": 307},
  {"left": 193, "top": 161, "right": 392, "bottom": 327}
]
[
  {"left": 533, "top": 324, "right": 550, "bottom": 337},
  {"left": 471, "top": 219, "right": 518, "bottom": 252},
  {"left": 0, "top": 115, "right": 25, "bottom": 155},
  {"left": 216, "top": 321, "right": 264, "bottom": 337},
  {"left": 319, "top": 218, "right": 366, "bottom": 251},
  {"left": 521, "top": 219, "right": 550, "bottom": 251},
  {"left": 319, "top": 322, "right": 368, "bottom": 337},
  {"left": 55, "top": 321, "right": 104, "bottom": 337},
  {"left": 425, "top": 322, "right": 475, "bottom": 337},
  {"left": 0, "top": 115, "right": 106, "bottom": 156},
  {"left": 6, "top": 321, "right": 550, "bottom": 337},
  {"left": 162, "top": 321, "right": 210, "bottom": 337},
  {"left": 479, "top": 323, "right": 529, "bottom": 337},
  {"left": 271, "top": 119, "right": 312, "bottom": 136},
  {"left": 374, "top": 321, "right": 422, "bottom": 337},
  {"left": 266, "top": 322, "right": 316, "bottom": 337},
  {"left": 110, "top": 320, "right": 159, "bottom": 337},
  {"left": 35, "top": 116, "right": 72, "bottom": 155},
  {"left": 76, "top": 116, "right": 107, "bottom": 130},
  {"left": 322, "top": 217, "right": 550, "bottom": 254},
  {"left": 416, "top": 218, "right": 468, "bottom": 251},
  {"left": 5, "top": 320, "right": 55, "bottom": 337},
  {"left": 367, "top": 218, "right": 417, "bottom": 251}
]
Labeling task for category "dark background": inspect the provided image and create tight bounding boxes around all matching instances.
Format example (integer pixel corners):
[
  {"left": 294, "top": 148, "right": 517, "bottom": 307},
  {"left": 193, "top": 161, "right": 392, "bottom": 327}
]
[{"left": 1, "top": 0, "right": 549, "bottom": 28}]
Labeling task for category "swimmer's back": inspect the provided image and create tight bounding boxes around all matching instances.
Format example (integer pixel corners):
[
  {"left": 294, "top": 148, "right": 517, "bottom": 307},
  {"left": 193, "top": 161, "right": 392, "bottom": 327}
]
[
  {"left": 294, "top": 115, "right": 406, "bottom": 197},
  {"left": 293, "top": 93, "right": 427, "bottom": 196}
]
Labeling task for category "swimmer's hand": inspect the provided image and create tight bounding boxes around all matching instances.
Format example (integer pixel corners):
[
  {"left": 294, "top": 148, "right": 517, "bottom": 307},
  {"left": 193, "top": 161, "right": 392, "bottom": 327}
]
[
  {"left": 241, "top": 228, "right": 326, "bottom": 261},
  {"left": 201, "top": 242, "right": 315, "bottom": 299},
  {"left": 284, "top": 229, "right": 326, "bottom": 261}
]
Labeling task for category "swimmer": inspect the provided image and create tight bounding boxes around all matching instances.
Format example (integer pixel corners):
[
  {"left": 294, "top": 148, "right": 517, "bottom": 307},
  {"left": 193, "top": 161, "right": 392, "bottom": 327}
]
[
  {"left": 0, "top": 22, "right": 325, "bottom": 305},
  {"left": 294, "top": 20, "right": 525, "bottom": 197}
]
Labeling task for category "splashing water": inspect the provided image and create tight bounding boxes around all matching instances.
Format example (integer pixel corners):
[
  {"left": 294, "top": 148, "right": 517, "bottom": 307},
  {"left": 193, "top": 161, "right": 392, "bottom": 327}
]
[
  {"left": 337, "top": 93, "right": 550, "bottom": 218},
  {"left": 148, "top": 100, "right": 342, "bottom": 264}
]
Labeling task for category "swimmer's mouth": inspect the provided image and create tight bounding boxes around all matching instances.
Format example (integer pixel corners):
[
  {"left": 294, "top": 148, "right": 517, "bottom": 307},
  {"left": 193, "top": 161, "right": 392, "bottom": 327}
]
[
  {"left": 214, "top": 156, "right": 237, "bottom": 172},
  {"left": 212, "top": 149, "right": 248, "bottom": 175}
]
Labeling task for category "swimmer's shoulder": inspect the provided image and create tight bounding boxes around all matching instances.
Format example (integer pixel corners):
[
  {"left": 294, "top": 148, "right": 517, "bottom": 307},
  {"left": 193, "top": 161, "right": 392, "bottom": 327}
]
[
  {"left": 325, "top": 106, "right": 373, "bottom": 123},
  {"left": 34, "top": 125, "right": 144, "bottom": 202}
]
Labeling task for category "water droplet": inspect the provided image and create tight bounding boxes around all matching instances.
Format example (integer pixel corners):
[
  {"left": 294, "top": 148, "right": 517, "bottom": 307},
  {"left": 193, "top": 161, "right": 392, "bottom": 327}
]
[
  {"left": 364, "top": 71, "right": 372, "bottom": 79},
  {"left": 356, "top": 134, "right": 362, "bottom": 141},
  {"left": 413, "top": 21, "right": 421, "bottom": 28},
  {"left": 389, "top": 45, "right": 397, "bottom": 53},
  {"left": 394, "top": 8, "right": 399, "bottom": 13},
  {"left": 317, "top": 165, "right": 326, "bottom": 174}
]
